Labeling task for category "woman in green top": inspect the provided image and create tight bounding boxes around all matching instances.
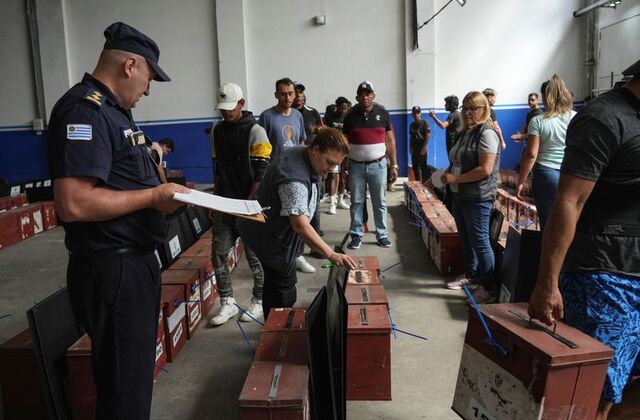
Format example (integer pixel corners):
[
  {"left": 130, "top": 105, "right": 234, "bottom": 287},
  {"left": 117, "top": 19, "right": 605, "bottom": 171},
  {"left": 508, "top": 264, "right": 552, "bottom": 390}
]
[{"left": 516, "top": 74, "right": 576, "bottom": 230}]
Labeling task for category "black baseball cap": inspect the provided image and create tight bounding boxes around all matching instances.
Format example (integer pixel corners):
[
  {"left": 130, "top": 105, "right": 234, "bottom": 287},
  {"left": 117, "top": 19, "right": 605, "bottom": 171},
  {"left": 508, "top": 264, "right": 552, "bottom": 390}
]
[
  {"left": 357, "top": 80, "right": 374, "bottom": 94},
  {"left": 293, "top": 81, "right": 306, "bottom": 91},
  {"left": 412, "top": 106, "right": 421, "bottom": 113},
  {"left": 103, "top": 22, "right": 170, "bottom": 82},
  {"left": 622, "top": 59, "right": 640, "bottom": 78}
]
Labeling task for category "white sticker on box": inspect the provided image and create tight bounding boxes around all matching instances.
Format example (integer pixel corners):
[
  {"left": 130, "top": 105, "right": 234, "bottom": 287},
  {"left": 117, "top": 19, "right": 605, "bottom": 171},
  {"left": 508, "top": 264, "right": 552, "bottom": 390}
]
[
  {"left": 155, "top": 341, "right": 164, "bottom": 361},
  {"left": 452, "top": 344, "right": 542, "bottom": 420},
  {"left": 36, "top": 181, "right": 42, "bottom": 187},
  {"left": 189, "top": 303, "right": 201, "bottom": 326},
  {"left": 191, "top": 287, "right": 201, "bottom": 302},
  {"left": 202, "top": 279, "right": 212, "bottom": 300},
  {"left": 25, "top": 183, "right": 33, "bottom": 189},
  {"left": 169, "top": 235, "right": 181, "bottom": 259},
  {"left": 44, "top": 180, "right": 51, "bottom": 187},
  {"left": 10, "top": 186, "right": 20, "bottom": 196},
  {"left": 32, "top": 210, "right": 43, "bottom": 234},
  {"left": 167, "top": 302, "right": 186, "bottom": 332},
  {"left": 172, "top": 323, "right": 183, "bottom": 347},
  {"left": 192, "top": 218, "right": 202, "bottom": 234}
]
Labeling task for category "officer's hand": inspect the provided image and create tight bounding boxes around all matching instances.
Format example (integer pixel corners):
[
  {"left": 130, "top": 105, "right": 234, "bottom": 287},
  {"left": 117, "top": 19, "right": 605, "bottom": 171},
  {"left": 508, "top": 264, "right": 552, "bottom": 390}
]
[
  {"left": 515, "top": 183, "right": 525, "bottom": 200},
  {"left": 152, "top": 183, "right": 190, "bottom": 214},
  {"left": 329, "top": 252, "right": 357, "bottom": 270},
  {"left": 429, "top": 110, "right": 435, "bottom": 117},
  {"left": 527, "top": 282, "right": 564, "bottom": 326}
]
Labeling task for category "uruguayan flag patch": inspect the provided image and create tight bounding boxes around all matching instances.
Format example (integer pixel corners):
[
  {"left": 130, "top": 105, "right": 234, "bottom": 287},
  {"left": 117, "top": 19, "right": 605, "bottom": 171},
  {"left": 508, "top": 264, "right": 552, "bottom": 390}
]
[{"left": 67, "top": 124, "right": 92, "bottom": 140}]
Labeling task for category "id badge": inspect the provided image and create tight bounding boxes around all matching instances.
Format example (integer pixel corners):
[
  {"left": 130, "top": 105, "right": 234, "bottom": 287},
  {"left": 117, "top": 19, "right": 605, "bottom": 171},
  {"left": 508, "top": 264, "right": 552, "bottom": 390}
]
[{"left": 127, "top": 130, "right": 146, "bottom": 146}]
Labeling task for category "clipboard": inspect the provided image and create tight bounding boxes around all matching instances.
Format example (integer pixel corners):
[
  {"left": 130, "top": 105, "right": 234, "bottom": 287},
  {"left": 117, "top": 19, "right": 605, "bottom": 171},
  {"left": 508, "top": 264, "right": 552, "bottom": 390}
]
[{"left": 173, "top": 189, "right": 266, "bottom": 223}]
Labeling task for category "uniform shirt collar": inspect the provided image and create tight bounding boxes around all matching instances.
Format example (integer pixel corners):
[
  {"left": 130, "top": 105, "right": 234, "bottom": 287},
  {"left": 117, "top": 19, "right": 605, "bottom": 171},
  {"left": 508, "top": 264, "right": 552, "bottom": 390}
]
[{"left": 81, "top": 73, "right": 122, "bottom": 108}]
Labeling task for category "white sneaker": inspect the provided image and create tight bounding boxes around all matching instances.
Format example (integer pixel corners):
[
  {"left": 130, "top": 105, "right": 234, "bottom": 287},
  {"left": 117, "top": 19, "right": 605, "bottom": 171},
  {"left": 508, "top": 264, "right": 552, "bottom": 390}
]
[
  {"left": 337, "top": 196, "right": 349, "bottom": 210},
  {"left": 328, "top": 196, "right": 337, "bottom": 215},
  {"left": 446, "top": 274, "right": 477, "bottom": 290},
  {"left": 320, "top": 194, "right": 331, "bottom": 204},
  {"left": 240, "top": 298, "right": 264, "bottom": 322},
  {"left": 366, "top": 191, "right": 371, "bottom": 199},
  {"left": 296, "top": 255, "right": 316, "bottom": 273},
  {"left": 209, "top": 297, "right": 239, "bottom": 326}
]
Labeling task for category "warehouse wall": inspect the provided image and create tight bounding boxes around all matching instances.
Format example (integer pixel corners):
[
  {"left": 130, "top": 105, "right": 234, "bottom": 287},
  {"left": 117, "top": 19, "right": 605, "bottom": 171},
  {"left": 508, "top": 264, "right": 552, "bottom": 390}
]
[{"left": 0, "top": 0, "right": 630, "bottom": 183}]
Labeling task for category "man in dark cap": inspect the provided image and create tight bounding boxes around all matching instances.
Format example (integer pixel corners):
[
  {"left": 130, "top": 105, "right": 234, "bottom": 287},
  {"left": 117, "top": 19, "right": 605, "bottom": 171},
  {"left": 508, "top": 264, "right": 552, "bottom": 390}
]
[
  {"left": 343, "top": 80, "right": 398, "bottom": 249},
  {"left": 528, "top": 58, "right": 640, "bottom": 419},
  {"left": 409, "top": 106, "right": 430, "bottom": 182},
  {"left": 48, "top": 22, "right": 188, "bottom": 419}
]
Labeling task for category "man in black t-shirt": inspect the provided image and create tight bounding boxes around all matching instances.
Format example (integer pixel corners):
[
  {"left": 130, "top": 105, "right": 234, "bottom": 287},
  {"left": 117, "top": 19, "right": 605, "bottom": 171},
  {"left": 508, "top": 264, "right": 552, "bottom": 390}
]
[
  {"left": 528, "top": 59, "right": 640, "bottom": 418},
  {"left": 409, "top": 106, "right": 430, "bottom": 181},
  {"left": 511, "top": 92, "right": 543, "bottom": 143},
  {"left": 293, "top": 82, "right": 323, "bottom": 143},
  {"left": 429, "top": 95, "right": 462, "bottom": 157}
]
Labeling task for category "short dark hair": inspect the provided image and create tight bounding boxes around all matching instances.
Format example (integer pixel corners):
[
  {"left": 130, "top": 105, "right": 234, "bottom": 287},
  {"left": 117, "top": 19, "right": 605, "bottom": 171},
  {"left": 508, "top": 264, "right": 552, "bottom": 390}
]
[
  {"left": 444, "top": 95, "right": 459, "bottom": 109},
  {"left": 325, "top": 104, "right": 337, "bottom": 114},
  {"left": 275, "top": 77, "right": 294, "bottom": 91},
  {"left": 528, "top": 92, "right": 538, "bottom": 99},
  {"left": 158, "top": 138, "right": 175, "bottom": 152},
  {"left": 335, "top": 96, "right": 349, "bottom": 106},
  {"left": 309, "top": 127, "right": 350, "bottom": 156}
]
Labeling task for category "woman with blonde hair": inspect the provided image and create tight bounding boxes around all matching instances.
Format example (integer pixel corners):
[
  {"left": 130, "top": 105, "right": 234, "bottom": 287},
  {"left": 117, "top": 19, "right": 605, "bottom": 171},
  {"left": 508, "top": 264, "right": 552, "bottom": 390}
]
[
  {"left": 442, "top": 91, "right": 501, "bottom": 303},
  {"left": 516, "top": 74, "right": 576, "bottom": 230}
]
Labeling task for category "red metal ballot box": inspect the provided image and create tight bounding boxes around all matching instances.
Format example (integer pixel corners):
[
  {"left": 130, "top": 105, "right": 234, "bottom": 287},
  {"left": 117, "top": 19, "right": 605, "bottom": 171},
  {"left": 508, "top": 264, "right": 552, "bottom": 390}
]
[
  {"left": 41, "top": 201, "right": 57, "bottom": 230},
  {"left": 254, "top": 331, "right": 308, "bottom": 365},
  {"left": 181, "top": 237, "right": 211, "bottom": 258},
  {"left": 161, "top": 285, "right": 188, "bottom": 362},
  {"left": 264, "top": 307, "right": 306, "bottom": 333},
  {"left": 238, "top": 361, "right": 310, "bottom": 420},
  {"left": 0, "top": 210, "right": 21, "bottom": 249},
  {"left": 428, "top": 216, "right": 464, "bottom": 275},
  {"left": 346, "top": 304, "right": 392, "bottom": 401},
  {"left": 345, "top": 284, "right": 389, "bottom": 308},
  {"left": 452, "top": 303, "right": 613, "bottom": 420},
  {"left": 161, "top": 269, "right": 202, "bottom": 339},
  {"left": 170, "top": 256, "right": 217, "bottom": 316},
  {"left": 0, "top": 329, "right": 48, "bottom": 419}
]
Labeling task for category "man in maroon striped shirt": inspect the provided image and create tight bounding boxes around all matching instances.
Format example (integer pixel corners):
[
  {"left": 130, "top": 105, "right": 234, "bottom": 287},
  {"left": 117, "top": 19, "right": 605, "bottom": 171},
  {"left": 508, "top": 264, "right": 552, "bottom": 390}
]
[{"left": 343, "top": 81, "right": 398, "bottom": 249}]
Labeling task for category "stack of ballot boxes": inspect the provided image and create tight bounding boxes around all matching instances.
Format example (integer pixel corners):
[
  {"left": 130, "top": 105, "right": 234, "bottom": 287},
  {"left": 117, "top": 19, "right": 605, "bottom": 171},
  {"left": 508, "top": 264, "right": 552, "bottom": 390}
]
[
  {"left": 238, "top": 307, "right": 310, "bottom": 419},
  {"left": 344, "top": 256, "right": 392, "bottom": 401}
]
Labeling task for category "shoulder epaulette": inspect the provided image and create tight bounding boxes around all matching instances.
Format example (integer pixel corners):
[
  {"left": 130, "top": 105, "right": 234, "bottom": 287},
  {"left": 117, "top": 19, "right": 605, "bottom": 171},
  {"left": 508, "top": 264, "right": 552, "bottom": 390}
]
[{"left": 83, "top": 88, "right": 106, "bottom": 107}]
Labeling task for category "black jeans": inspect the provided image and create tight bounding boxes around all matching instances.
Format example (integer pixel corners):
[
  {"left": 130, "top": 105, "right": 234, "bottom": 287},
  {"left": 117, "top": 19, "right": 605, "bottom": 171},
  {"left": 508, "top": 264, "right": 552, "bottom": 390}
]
[
  {"left": 67, "top": 252, "right": 161, "bottom": 420},
  {"left": 411, "top": 153, "right": 428, "bottom": 182},
  {"left": 261, "top": 264, "right": 298, "bottom": 320}
]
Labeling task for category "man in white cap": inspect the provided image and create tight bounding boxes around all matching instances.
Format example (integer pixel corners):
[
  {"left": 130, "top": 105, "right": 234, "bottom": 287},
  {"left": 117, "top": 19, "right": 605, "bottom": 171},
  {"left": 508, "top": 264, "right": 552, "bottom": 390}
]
[
  {"left": 208, "top": 83, "right": 272, "bottom": 326},
  {"left": 528, "top": 59, "right": 640, "bottom": 419}
]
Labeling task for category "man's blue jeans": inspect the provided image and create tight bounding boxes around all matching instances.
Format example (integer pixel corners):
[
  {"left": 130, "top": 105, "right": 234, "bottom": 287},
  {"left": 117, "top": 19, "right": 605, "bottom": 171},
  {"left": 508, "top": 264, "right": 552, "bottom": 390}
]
[
  {"left": 531, "top": 163, "right": 560, "bottom": 231},
  {"left": 452, "top": 196, "right": 495, "bottom": 290},
  {"left": 348, "top": 158, "right": 388, "bottom": 239}
]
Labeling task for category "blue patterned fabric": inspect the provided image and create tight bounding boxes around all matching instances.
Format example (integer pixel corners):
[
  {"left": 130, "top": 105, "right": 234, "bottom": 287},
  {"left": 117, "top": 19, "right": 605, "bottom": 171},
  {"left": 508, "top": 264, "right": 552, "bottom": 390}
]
[{"left": 560, "top": 272, "right": 640, "bottom": 404}]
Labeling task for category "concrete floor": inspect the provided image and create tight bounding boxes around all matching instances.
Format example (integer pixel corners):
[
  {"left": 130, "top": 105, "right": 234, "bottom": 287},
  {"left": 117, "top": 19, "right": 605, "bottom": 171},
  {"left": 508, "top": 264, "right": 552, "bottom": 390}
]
[{"left": 0, "top": 183, "right": 471, "bottom": 420}]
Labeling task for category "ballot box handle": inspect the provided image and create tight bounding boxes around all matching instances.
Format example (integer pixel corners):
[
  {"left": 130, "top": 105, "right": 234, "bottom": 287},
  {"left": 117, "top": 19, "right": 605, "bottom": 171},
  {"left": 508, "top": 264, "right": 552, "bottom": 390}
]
[
  {"left": 360, "top": 287, "right": 370, "bottom": 303},
  {"left": 285, "top": 309, "right": 295, "bottom": 330},
  {"left": 358, "top": 258, "right": 364, "bottom": 269},
  {"left": 355, "top": 271, "right": 363, "bottom": 283},
  {"left": 360, "top": 306, "right": 369, "bottom": 325}
]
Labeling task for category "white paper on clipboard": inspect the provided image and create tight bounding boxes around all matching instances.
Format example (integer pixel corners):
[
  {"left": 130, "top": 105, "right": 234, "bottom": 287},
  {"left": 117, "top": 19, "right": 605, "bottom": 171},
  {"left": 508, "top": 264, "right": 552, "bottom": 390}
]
[
  {"left": 431, "top": 169, "right": 445, "bottom": 189},
  {"left": 173, "top": 189, "right": 263, "bottom": 216}
]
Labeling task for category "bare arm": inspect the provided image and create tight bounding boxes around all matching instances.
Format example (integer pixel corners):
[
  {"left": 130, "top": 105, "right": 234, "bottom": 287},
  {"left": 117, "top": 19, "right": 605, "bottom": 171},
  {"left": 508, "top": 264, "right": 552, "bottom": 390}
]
[
  {"left": 494, "top": 121, "right": 507, "bottom": 150},
  {"left": 289, "top": 214, "right": 356, "bottom": 268},
  {"left": 54, "top": 176, "right": 189, "bottom": 223},
  {"left": 527, "top": 174, "right": 595, "bottom": 325},
  {"left": 429, "top": 110, "right": 449, "bottom": 129},
  {"left": 516, "top": 134, "right": 540, "bottom": 198},
  {"left": 248, "top": 182, "right": 260, "bottom": 200},
  {"left": 442, "top": 153, "right": 496, "bottom": 185},
  {"left": 385, "top": 129, "right": 398, "bottom": 183}
]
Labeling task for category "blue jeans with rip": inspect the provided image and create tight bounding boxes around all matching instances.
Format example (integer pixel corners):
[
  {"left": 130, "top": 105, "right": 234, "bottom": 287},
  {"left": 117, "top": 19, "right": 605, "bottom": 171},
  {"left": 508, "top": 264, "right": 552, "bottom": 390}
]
[
  {"left": 531, "top": 163, "right": 560, "bottom": 231},
  {"left": 452, "top": 196, "right": 495, "bottom": 291},
  {"left": 348, "top": 158, "right": 387, "bottom": 239}
]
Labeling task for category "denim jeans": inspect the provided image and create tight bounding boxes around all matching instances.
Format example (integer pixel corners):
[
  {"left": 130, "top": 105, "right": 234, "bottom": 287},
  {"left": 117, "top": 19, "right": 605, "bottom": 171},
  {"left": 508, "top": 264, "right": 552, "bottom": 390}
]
[
  {"left": 348, "top": 158, "right": 388, "bottom": 239},
  {"left": 211, "top": 212, "right": 264, "bottom": 300},
  {"left": 531, "top": 163, "right": 560, "bottom": 231},
  {"left": 452, "top": 196, "right": 495, "bottom": 290}
]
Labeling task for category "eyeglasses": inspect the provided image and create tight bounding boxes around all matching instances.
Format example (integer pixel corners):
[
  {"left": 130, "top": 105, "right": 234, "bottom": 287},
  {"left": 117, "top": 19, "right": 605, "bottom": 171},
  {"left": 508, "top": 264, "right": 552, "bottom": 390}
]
[{"left": 460, "top": 105, "right": 486, "bottom": 112}]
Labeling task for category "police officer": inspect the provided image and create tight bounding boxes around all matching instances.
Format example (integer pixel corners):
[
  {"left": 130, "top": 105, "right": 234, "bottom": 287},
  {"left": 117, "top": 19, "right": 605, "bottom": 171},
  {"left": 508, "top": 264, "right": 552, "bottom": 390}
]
[{"left": 48, "top": 22, "right": 188, "bottom": 419}]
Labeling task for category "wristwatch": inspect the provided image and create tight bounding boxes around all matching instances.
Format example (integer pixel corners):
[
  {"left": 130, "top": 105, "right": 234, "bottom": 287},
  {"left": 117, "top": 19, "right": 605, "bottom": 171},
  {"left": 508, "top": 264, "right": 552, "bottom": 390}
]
[{"left": 391, "top": 164, "right": 399, "bottom": 169}]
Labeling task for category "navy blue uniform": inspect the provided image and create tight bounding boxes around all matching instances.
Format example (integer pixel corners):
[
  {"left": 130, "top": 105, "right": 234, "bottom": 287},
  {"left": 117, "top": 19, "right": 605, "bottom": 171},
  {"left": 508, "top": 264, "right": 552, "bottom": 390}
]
[{"left": 49, "top": 73, "right": 164, "bottom": 419}]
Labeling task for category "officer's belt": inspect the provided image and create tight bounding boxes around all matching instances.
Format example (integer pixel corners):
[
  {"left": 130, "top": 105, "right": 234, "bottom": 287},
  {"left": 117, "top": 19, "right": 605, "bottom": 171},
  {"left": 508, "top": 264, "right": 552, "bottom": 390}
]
[{"left": 69, "top": 245, "right": 156, "bottom": 257}]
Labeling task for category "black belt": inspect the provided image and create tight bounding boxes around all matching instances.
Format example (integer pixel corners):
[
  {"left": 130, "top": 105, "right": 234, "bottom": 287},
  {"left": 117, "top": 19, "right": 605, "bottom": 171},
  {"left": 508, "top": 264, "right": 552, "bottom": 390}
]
[
  {"left": 69, "top": 245, "right": 156, "bottom": 257},
  {"left": 349, "top": 156, "right": 385, "bottom": 165}
]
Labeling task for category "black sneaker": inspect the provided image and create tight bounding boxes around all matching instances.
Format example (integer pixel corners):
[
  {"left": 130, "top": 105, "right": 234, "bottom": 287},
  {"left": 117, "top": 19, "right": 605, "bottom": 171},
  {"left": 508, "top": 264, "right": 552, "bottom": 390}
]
[
  {"left": 377, "top": 237, "right": 392, "bottom": 248},
  {"left": 347, "top": 235, "right": 362, "bottom": 249}
]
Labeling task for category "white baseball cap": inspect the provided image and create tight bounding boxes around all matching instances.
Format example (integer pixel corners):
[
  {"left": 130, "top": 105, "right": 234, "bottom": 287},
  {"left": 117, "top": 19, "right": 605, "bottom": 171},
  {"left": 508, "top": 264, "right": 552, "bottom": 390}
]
[{"left": 216, "top": 83, "right": 243, "bottom": 110}]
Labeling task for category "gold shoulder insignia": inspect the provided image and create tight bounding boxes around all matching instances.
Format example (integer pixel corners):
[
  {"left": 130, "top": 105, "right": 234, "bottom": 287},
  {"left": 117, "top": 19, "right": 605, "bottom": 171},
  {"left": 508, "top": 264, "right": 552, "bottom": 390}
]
[{"left": 83, "top": 89, "right": 106, "bottom": 107}]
